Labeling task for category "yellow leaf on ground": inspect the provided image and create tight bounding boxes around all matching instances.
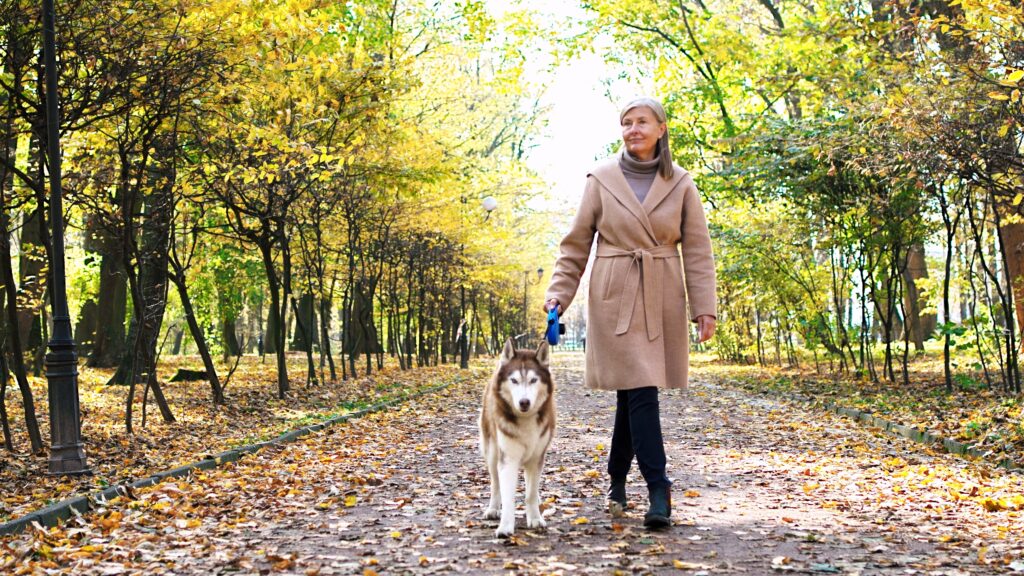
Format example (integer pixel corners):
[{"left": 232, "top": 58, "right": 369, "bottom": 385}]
[
  {"left": 674, "top": 559, "right": 711, "bottom": 569},
  {"left": 982, "top": 498, "right": 1007, "bottom": 512}
]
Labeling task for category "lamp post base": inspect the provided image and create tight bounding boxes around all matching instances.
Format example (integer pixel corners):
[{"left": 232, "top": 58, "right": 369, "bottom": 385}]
[
  {"left": 48, "top": 443, "right": 90, "bottom": 475},
  {"left": 45, "top": 336, "right": 89, "bottom": 475}
]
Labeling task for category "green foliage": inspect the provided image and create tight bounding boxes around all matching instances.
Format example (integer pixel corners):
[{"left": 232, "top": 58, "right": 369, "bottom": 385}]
[{"left": 953, "top": 373, "right": 986, "bottom": 392}]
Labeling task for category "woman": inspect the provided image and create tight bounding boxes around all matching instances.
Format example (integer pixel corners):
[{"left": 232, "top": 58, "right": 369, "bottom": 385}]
[{"left": 544, "top": 96, "right": 717, "bottom": 530}]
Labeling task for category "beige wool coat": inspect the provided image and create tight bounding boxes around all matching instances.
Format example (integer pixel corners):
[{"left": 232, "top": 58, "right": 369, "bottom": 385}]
[{"left": 545, "top": 155, "right": 717, "bottom": 391}]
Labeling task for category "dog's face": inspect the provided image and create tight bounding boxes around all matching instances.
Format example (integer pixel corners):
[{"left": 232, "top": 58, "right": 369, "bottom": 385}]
[{"left": 495, "top": 339, "right": 551, "bottom": 415}]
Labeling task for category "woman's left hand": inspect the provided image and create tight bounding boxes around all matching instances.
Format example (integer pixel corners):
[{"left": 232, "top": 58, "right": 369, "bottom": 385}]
[{"left": 696, "top": 315, "right": 716, "bottom": 343}]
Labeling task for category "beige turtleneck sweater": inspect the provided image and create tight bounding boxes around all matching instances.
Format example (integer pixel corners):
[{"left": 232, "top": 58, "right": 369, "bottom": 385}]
[{"left": 618, "top": 150, "right": 660, "bottom": 203}]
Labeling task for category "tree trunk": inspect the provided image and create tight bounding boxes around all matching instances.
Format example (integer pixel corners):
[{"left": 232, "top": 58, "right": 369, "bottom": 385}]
[
  {"left": 73, "top": 298, "right": 98, "bottom": 356},
  {"left": 993, "top": 206, "right": 1021, "bottom": 393},
  {"left": 114, "top": 143, "right": 176, "bottom": 425},
  {"left": 339, "top": 283, "right": 352, "bottom": 380},
  {"left": 87, "top": 252, "right": 127, "bottom": 367},
  {"left": 289, "top": 294, "right": 318, "bottom": 386},
  {"left": 999, "top": 221, "right": 1024, "bottom": 351},
  {"left": 376, "top": 293, "right": 384, "bottom": 371},
  {"left": 258, "top": 241, "right": 289, "bottom": 398},
  {"left": 170, "top": 270, "right": 223, "bottom": 404},
  {"left": 265, "top": 297, "right": 279, "bottom": 355},
  {"left": 0, "top": 346, "right": 13, "bottom": 451},
  {"left": 290, "top": 293, "right": 316, "bottom": 351},
  {"left": 939, "top": 193, "right": 960, "bottom": 393},
  {"left": 347, "top": 283, "right": 376, "bottom": 375},
  {"left": 0, "top": 55, "right": 41, "bottom": 452},
  {"left": 0, "top": 188, "right": 43, "bottom": 453},
  {"left": 0, "top": 285, "right": 14, "bottom": 451},
  {"left": 221, "top": 315, "right": 241, "bottom": 359},
  {"left": 459, "top": 285, "right": 469, "bottom": 369},
  {"left": 417, "top": 279, "right": 427, "bottom": 367},
  {"left": 404, "top": 271, "right": 416, "bottom": 370},
  {"left": 17, "top": 206, "right": 44, "bottom": 350},
  {"left": 359, "top": 284, "right": 375, "bottom": 376},
  {"left": 170, "top": 326, "right": 184, "bottom": 355},
  {"left": 902, "top": 243, "right": 934, "bottom": 351},
  {"left": 319, "top": 295, "right": 336, "bottom": 382},
  {"left": 253, "top": 291, "right": 264, "bottom": 356}
]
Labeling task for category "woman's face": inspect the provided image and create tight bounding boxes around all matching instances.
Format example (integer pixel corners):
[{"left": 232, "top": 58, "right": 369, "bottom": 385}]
[{"left": 620, "top": 106, "right": 666, "bottom": 162}]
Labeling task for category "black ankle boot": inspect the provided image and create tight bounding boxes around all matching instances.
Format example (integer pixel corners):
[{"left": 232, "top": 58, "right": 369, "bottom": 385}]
[
  {"left": 643, "top": 484, "right": 671, "bottom": 529},
  {"left": 607, "top": 479, "right": 627, "bottom": 518}
]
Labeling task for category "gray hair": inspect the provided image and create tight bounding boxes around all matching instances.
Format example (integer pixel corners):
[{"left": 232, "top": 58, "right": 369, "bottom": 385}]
[{"left": 619, "top": 97, "right": 674, "bottom": 179}]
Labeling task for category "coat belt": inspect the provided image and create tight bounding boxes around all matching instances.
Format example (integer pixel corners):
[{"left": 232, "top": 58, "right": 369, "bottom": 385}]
[{"left": 595, "top": 243, "right": 679, "bottom": 341}]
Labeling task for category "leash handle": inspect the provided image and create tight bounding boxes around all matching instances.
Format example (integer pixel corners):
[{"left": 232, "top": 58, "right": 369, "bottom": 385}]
[{"left": 546, "top": 308, "right": 560, "bottom": 345}]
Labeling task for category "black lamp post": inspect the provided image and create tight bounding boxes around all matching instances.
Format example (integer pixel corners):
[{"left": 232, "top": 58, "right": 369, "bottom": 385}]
[
  {"left": 521, "top": 267, "right": 543, "bottom": 344},
  {"left": 42, "top": 0, "right": 88, "bottom": 475}
]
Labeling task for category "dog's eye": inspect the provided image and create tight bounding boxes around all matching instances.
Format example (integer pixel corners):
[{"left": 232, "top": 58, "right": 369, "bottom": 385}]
[
  {"left": 510, "top": 377, "right": 519, "bottom": 385},
  {"left": 529, "top": 377, "right": 538, "bottom": 384}
]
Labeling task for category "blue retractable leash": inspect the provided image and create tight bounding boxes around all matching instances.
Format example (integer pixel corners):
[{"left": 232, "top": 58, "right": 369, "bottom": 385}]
[{"left": 546, "top": 308, "right": 564, "bottom": 345}]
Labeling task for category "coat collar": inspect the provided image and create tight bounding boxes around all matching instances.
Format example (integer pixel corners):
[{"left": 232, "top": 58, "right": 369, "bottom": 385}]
[{"left": 589, "top": 154, "right": 687, "bottom": 244}]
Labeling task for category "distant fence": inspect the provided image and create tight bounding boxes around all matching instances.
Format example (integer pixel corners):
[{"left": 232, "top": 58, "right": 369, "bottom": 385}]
[{"left": 554, "top": 339, "right": 584, "bottom": 352}]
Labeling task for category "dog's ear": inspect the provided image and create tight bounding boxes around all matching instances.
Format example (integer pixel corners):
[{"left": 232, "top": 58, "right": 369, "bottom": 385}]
[
  {"left": 500, "top": 338, "right": 516, "bottom": 366},
  {"left": 535, "top": 341, "right": 549, "bottom": 368}
]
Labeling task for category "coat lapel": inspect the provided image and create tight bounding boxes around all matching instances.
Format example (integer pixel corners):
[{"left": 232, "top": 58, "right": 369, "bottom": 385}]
[
  {"left": 642, "top": 166, "right": 686, "bottom": 215},
  {"left": 589, "top": 159, "right": 658, "bottom": 244}
]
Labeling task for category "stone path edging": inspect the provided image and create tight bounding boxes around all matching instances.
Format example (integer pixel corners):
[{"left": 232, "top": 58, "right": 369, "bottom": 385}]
[{"left": 0, "top": 375, "right": 467, "bottom": 536}]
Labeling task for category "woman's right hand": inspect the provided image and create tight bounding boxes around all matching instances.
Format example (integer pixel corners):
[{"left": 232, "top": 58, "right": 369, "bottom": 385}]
[{"left": 545, "top": 299, "right": 562, "bottom": 314}]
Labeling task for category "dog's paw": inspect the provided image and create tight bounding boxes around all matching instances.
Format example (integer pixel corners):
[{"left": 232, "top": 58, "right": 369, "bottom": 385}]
[
  {"left": 526, "top": 516, "right": 546, "bottom": 530},
  {"left": 482, "top": 507, "right": 500, "bottom": 520},
  {"left": 495, "top": 525, "right": 515, "bottom": 538}
]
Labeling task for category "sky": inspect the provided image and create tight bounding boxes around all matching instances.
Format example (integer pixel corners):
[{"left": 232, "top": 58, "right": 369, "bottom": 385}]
[
  {"left": 527, "top": 51, "right": 624, "bottom": 211},
  {"left": 485, "top": 0, "right": 641, "bottom": 212}
]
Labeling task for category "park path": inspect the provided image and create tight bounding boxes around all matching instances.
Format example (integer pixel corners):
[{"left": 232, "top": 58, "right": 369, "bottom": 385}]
[{"left": 8, "top": 352, "right": 1021, "bottom": 574}]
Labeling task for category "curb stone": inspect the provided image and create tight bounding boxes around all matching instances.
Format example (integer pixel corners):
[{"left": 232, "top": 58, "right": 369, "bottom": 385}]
[
  {"left": 707, "top": 379, "right": 1024, "bottom": 474},
  {"left": 0, "top": 375, "right": 469, "bottom": 536}
]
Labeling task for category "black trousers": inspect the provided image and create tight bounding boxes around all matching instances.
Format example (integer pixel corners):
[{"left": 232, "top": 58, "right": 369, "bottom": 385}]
[{"left": 607, "top": 386, "right": 671, "bottom": 489}]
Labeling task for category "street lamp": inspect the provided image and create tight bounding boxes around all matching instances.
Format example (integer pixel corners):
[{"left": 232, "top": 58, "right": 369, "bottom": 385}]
[
  {"left": 43, "top": 0, "right": 88, "bottom": 474},
  {"left": 482, "top": 196, "right": 497, "bottom": 221},
  {"left": 454, "top": 196, "right": 499, "bottom": 368},
  {"left": 521, "top": 267, "right": 543, "bottom": 344}
]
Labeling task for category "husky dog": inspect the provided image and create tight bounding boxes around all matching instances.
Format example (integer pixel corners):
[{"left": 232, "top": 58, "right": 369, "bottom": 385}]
[{"left": 479, "top": 339, "right": 556, "bottom": 537}]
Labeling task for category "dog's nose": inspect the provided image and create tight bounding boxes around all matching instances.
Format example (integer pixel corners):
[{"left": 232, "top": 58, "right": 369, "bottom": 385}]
[{"left": 518, "top": 398, "right": 531, "bottom": 411}]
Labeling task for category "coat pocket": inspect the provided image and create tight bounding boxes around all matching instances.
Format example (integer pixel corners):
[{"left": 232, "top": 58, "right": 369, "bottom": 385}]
[{"left": 602, "top": 258, "right": 626, "bottom": 301}]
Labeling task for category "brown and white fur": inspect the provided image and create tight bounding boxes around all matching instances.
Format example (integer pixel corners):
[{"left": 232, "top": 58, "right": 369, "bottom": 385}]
[{"left": 479, "top": 339, "right": 556, "bottom": 537}]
